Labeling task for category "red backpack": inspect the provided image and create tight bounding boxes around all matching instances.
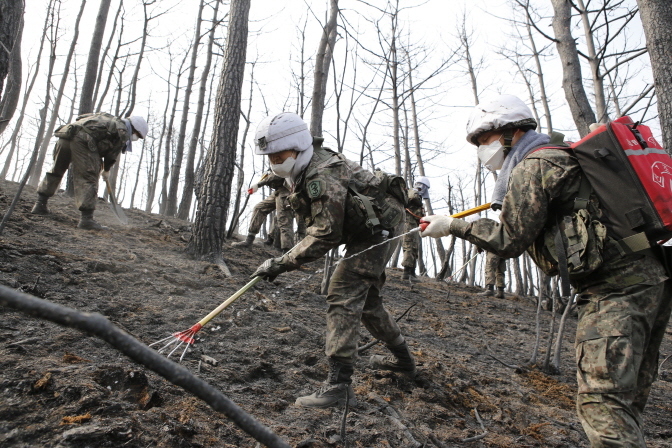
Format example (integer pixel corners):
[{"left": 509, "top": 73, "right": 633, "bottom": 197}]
[{"left": 571, "top": 116, "right": 672, "bottom": 249}]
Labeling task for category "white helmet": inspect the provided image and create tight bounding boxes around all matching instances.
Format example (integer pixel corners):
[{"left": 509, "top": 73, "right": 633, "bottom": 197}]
[
  {"left": 128, "top": 116, "right": 149, "bottom": 138},
  {"left": 465, "top": 95, "right": 536, "bottom": 146},
  {"left": 416, "top": 176, "right": 430, "bottom": 188},
  {"left": 254, "top": 112, "right": 313, "bottom": 155}
]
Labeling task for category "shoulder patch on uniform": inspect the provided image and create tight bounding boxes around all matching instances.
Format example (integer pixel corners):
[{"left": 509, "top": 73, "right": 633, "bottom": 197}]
[{"left": 307, "top": 179, "right": 324, "bottom": 199}]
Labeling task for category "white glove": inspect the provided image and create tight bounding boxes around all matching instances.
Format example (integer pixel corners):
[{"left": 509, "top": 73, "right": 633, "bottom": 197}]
[
  {"left": 465, "top": 213, "right": 481, "bottom": 223},
  {"left": 419, "top": 215, "right": 454, "bottom": 238},
  {"left": 247, "top": 183, "right": 259, "bottom": 195},
  {"left": 101, "top": 170, "right": 110, "bottom": 181}
]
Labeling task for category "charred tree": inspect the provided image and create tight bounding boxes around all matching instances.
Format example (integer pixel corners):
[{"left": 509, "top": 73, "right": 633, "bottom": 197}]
[
  {"left": 637, "top": 0, "right": 672, "bottom": 151},
  {"left": 177, "top": 0, "right": 221, "bottom": 220},
  {"left": 188, "top": 0, "right": 250, "bottom": 260},
  {"left": 166, "top": 0, "right": 205, "bottom": 217},
  {"left": 309, "top": 0, "right": 338, "bottom": 136},
  {"left": 0, "top": 3, "right": 22, "bottom": 135},
  {"left": 29, "top": 0, "right": 87, "bottom": 187},
  {"left": 78, "top": 0, "right": 111, "bottom": 114},
  {"left": 0, "top": 0, "right": 23, "bottom": 106},
  {"left": 1, "top": 1, "right": 51, "bottom": 179},
  {"left": 550, "top": 0, "right": 596, "bottom": 136}
]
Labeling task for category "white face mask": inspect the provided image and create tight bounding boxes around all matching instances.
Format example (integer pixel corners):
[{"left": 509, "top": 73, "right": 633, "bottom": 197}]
[
  {"left": 477, "top": 137, "right": 506, "bottom": 171},
  {"left": 131, "top": 134, "right": 139, "bottom": 142},
  {"left": 270, "top": 155, "right": 296, "bottom": 178}
]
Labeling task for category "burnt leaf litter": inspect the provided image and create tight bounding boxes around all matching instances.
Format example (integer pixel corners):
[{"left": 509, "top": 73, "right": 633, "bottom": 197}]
[{"left": 1, "top": 179, "right": 671, "bottom": 447}]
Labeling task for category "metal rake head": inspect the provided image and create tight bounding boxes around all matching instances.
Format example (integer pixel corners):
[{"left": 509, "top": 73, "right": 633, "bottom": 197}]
[{"left": 149, "top": 323, "right": 202, "bottom": 363}]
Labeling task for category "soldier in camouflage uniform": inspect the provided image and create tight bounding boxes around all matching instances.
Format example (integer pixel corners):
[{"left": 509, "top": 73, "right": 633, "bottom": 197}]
[
  {"left": 31, "top": 113, "right": 148, "bottom": 230},
  {"left": 421, "top": 95, "right": 672, "bottom": 447},
  {"left": 250, "top": 112, "right": 416, "bottom": 409},
  {"left": 480, "top": 251, "right": 506, "bottom": 298},
  {"left": 232, "top": 171, "right": 297, "bottom": 252},
  {"left": 401, "top": 177, "right": 429, "bottom": 281}
]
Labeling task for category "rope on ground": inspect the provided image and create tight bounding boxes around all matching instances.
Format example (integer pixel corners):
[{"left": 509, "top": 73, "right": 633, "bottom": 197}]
[{"left": 0, "top": 284, "right": 291, "bottom": 448}]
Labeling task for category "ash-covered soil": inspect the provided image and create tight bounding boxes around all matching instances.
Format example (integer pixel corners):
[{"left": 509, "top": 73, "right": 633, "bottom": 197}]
[{"left": 1, "top": 178, "right": 671, "bottom": 448}]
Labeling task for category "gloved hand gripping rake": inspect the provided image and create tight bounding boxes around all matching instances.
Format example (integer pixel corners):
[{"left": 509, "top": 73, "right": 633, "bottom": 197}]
[{"left": 150, "top": 276, "right": 263, "bottom": 362}]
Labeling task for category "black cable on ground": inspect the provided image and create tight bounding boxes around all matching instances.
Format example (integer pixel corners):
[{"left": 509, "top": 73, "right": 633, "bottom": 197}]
[{"left": 0, "top": 284, "right": 291, "bottom": 448}]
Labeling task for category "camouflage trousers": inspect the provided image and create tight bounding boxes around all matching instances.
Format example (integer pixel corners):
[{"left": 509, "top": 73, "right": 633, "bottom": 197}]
[
  {"left": 401, "top": 218, "right": 420, "bottom": 269},
  {"left": 575, "top": 278, "right": 672, "bottom": 447},
  {"left": 248, "top": 187, "right": 295, "bottom": 249},
  {"left": 37, "top": 136, "right": 102, "bottom": 211},
  {"left": 325, "top": 223, "right": 404, "bottom": 363},
  {"left": 484, "top": 252, "right": 506, "bottom": 288}
]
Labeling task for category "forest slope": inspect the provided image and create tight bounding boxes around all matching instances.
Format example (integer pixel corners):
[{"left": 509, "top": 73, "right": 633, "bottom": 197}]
[{"left": 1, "top": 179, "right": 671, "bottom": 448}]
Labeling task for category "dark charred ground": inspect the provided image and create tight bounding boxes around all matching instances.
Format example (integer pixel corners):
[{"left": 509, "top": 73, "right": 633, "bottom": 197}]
[{"left": 1, "top": 179, "right": 671, "bottom": 448}]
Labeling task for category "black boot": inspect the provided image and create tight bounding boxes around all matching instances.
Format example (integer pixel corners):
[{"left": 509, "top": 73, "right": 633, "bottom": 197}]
[
  {"left": 495, "top": 287, "right": 505, "bottom": 299},
  {"left": 31, "top": 194, "right": 51, "bottom": 215},
  {"left": 370, "top": 336, "right": 417, "bottom": 377},
  {"left": 295, "top": 358, "right": 357, "bottom": 408},
  {"left": 77, "top": 210, "right": 108, "bottom": 230},
  {"left": 232, "top": 234, "right": 255, "bottom": 247},
  {"left": 402, "top": 267, "right": 419, "bottom": 282},
  {"left": 263, "top": 236, "right": 274, "bottom": 246},
  {"left": 479, "top": 285, "right": 495, "bottom": 297}
]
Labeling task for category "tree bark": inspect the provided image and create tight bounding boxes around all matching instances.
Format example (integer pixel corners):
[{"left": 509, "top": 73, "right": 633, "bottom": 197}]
[
  {"left": 1, "top": 0, "right": 50, "bottom": 179},
  {"left": 309, "top": 0, "right": 338, "bottom": 136},
  {"left": 159, "top": 50, "right": 190, "bottom": 214},
  {"left": 188, "top": 0, "right": 250, "bottom": 259},
  {"left": 166, "top": 0, "right": 205, "bottom": 217},
  {"left": 550, "top": 0, "right": 596, "bottom": 136},
  {"left": 120, "top": 0, "right": 150, "bottom": 117},
  {"left": 178, "top": 0, "right": 220, "bottom": 220},
  {"left": 0, "top": 6, "right": 22, "bottom": 136},
  {"left": 0, "top": 0, "right": 23, "bottom": 106},
  {"left": 637, "top": 0, "right": 672, "bottom": 151},
  {"left": 78, "top": 0, "right": 111, "bottom": 115},
  {"left": 29, "top": 0, "right": 87, "bottom": 188}
]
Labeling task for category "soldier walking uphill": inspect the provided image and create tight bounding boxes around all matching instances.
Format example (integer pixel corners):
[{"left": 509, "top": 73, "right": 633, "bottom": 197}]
[
  {"left": 250, "top": 112, "right": 416, "bottom": 408},
  {"left": 420, "top": 94, "right": 672, "bottom": 447},
  {"left": 232, "top": 171, "right": 304, "bottom": 253},
  {"left": 31, "top": 113, "right": 148, "bottom": 230},
  {"left": 401, "top": 177, "right": 429, "bottom": 281}
]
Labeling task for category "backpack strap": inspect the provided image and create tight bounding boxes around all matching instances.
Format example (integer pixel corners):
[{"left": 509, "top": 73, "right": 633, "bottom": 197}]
[{"left": 348, "top": 180, "right": 380, "bottom": 229}]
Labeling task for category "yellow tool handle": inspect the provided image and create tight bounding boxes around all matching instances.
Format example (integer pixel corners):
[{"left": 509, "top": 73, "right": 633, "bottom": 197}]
[
  {"left": 199, "top": 276, "right": 263, "bottom": 327},
  {"left": 450, "top": 202, "right": 491, "bottom": 218}
]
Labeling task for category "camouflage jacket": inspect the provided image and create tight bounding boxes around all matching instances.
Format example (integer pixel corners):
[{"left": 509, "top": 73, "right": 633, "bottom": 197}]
[
  {"left": 450, "top": 147, "right": 667, "bottom": 293},
  {"left": 282, "top": 142, "right": 402, "bottom": 269},
  {"left": 406, "top": 189, "right": 425, "bottom": 225},
  {"left": 69, "top": 113, "right": 129, "bottom": 171},
  {"left": 257, "top": 171, "right": 286, "bottom": 190}
]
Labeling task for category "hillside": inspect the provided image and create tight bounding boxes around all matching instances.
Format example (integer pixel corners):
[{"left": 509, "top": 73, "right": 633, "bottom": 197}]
[{"left": 1, "top": 178, "right": 671, "bottom": 448}]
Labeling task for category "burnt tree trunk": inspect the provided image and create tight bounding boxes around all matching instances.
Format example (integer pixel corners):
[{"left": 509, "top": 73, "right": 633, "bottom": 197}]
[
  {"left": 177, "top": 0, "right": 220, "bottom": 220},
  {"left": 78, "top": 0, "right": 111, "bottom": 115},
  {"left": 0, "top": 0, "right": 23, "bottom": 107},
  {"left": 309, "top": 0, "right": 338, "bottom": 136},
  {"left": 637, "top": 0, "right": 672, "bottom": 151},
  {"left": 0, "top": 5, "right": 22, "bottom": 136},
  {"left": 550, "top": 0, "right": 597, "bottom": 136},
  {"left": 29, "top": 0, "right": 87, "bottom": 188},
  {"left": 166, "top": 0, "right": 205, "bottom": 217},
  {"left": 188, "top": 0, "right": 250, "bottom": 259},
  {"left": 1, "top": 0, "right": 50, "bottom": 179}
]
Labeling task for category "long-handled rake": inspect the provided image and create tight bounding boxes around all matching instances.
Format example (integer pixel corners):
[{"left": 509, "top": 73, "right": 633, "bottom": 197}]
[
  {"left": 149, "top": 276, "right": 263, "bottom": 362},
  {"left": 151, "top": 203, "right": 492, "bottom": 362}
]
